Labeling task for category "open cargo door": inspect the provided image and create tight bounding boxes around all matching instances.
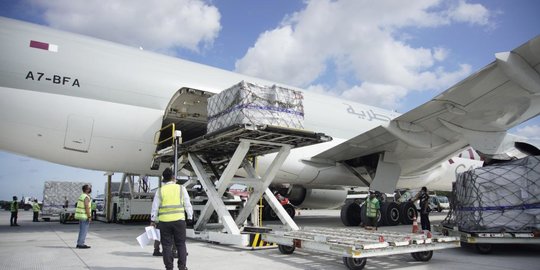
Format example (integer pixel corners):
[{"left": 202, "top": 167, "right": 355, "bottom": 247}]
[{"left": 156, "top": 87, "right": 214, "bottom": 152}]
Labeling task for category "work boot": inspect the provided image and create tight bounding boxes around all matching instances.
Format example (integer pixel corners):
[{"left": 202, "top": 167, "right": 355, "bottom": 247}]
[{"left": 152, "top": 250, "right": 162, "bottom": 256}]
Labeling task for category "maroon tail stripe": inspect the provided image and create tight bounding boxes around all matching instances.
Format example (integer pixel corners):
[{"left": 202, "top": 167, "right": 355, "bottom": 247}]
[{"left": 30, "top": 40, "right": 49, "bottom": 50}]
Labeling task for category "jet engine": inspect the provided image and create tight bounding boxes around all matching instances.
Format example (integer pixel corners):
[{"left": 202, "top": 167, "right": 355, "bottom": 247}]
[{"left": 286, "top": 185, "right": 348, "bottom": 209}]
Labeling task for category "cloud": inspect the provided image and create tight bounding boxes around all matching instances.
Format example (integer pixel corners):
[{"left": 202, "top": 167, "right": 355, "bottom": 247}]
[
  {"left": 342, "top": 83, "right": 409, "bottom": 109},
  {"left": 29, "top": 0, "right": 221, "bottom": 53},
  {"left": 447, "top": 0, "right": 490, "bottom": 25},
  {"left": 515, "top": 124, "right": 540, "bottom": 139},
  {"left": 235, "top": 0, "right": 491, "bottom": 109}
]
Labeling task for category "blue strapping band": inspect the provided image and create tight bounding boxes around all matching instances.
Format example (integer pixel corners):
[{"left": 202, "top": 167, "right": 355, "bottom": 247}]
[{"left": 458, "top": 203, "right": 540, "bottom": 211}]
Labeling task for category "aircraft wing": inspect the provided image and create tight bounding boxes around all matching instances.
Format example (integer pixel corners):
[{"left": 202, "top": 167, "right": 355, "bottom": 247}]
[{"left": 314, "top": 35, "right": 540, "bottom": 176}]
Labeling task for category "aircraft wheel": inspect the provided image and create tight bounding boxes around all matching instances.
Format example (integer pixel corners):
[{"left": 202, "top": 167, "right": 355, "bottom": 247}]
[
  {"left": 268, "top": 207, "right": 279, "bottom": 221},
  {"left": 381, "top": 202, "right": 400, "bottom": 226},
  {"left": 278, "top": 244, "right": 295, "bottom": 254},
  {"left": 411, "top": 251, "right": 433, "bottom": 261},
  {"left": 343, "top": 257, "right": 367, "bottom": 270},
  {"left": 283, "top": 204, "right": 296, "bottom": 219},
  {"left": 399, "top": 202, "right": 417, "bottom": 225},
  {"left": 340, "top": 202, "right": 361, "bottom": 226}
]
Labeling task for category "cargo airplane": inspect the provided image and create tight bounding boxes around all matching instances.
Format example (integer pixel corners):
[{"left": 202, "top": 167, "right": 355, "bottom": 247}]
[{"left": 1, "top": 17, "right": 539, "bottom": 226}]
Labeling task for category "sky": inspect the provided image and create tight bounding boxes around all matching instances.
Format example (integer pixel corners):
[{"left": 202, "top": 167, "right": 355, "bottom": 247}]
[{"left": 1, "top": 0, "right": 539, "bottom": 200}]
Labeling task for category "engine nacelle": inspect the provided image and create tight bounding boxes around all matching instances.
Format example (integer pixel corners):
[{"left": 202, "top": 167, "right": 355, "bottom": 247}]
[{"left": 287, "top": 185, "right": 347, "bottom": 209}]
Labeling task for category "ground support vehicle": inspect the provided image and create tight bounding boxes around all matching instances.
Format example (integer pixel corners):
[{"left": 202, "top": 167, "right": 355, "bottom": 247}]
[
  {"left": 155, "top": 124, "right": 331, "bottom": 248},
  {"left": 106, "top": 174, "right": 158, "bottom": 223},
  {"left": 111, "top": 196, "right": 152, "bottom": 223},
  {"left": 262, "top": 226, "right": 460, "bottom": 270},
  {"left": 435, "top": 224, "right": 540, "bottom": 254}
]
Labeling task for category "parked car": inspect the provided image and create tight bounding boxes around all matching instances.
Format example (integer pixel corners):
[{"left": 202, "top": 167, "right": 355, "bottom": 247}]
[
  {"left": 428, "top": 196, "right": 443, "bottom": 212},
  {"left": 436, "top": 195, "right": 450, "bottom": 210}
]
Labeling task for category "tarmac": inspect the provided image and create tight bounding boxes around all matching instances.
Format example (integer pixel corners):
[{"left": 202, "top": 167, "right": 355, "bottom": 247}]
[{"left": 1, "top": 210, "right": 539, "bottom": 270}]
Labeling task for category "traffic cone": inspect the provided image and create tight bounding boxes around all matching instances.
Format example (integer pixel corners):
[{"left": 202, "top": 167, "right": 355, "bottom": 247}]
[{"left": 412, "top": 214, "right": 419, "bottom": 233}]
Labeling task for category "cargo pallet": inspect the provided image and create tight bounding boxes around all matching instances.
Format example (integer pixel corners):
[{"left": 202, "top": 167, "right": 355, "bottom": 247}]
[
  {"left": 436, "top": 224, "right": 540, "bottom": 254},
  {"left": 261, "top": 227, "right": 460, "bottom": 270}
]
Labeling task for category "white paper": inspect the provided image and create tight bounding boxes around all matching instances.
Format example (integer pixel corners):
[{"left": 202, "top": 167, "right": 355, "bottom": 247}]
[
  {"left": 136, "top": 226, "right": 160, "bottom": 248},
  {"left": 145, "top": 226, "right": 160, "bottom": 241},
  {"left": 136, "top": 232, "right": 151, "bottom": 248}
]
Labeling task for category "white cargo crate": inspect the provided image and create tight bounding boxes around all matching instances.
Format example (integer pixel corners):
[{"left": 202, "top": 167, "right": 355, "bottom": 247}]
[{"left": 207, "top": 81, "right": 304, "bottom": 133}]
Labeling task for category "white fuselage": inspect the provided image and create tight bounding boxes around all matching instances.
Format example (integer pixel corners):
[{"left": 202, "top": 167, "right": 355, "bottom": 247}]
[{"left": 0, "top": 17, "right": 478, "bottom": 191}]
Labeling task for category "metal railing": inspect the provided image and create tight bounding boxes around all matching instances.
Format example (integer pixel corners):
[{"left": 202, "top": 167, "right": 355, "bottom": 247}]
[{"left": 154, "top": 123, "right": 176, "bottom": 147}]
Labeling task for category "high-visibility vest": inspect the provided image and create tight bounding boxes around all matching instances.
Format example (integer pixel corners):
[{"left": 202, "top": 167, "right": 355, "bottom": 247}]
[
  {"left": 75, "top": 194, "right": 90, "bottom": 220},
  {"left": 158, "top": 184, "right": 185, "bottom": 222},
  {"left": 91, "top": 202, "right": 97, "bottom": 211},
  {"left": 32, "top": 202, "right": 40, "bottom": 212},
  {"left": 366, "top": 197, "right": 379, "bottom": 218},
  {"left": 10, "top": 201, "right": 18, "bottom": 212}
]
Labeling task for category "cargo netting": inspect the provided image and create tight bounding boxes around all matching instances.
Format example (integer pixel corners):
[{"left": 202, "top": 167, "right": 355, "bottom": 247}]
[
  {"left": 442, "top": 156, "right": 540, "bottom": 232},
  {"left": 207, "top": 81, "right": 304, "bottom": 134}
]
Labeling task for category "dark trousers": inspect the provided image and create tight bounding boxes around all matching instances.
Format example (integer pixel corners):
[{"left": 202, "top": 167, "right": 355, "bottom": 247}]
[
  {"left": 159, "top": 220, "right": 187, "bottom": 270},
  {"left": 155, "top": 240, "right": 177, "bottom": 253},
  {"left": 10, "top": 212, "right": 18, "bottom": 225},
  {"left": 33, "top": 211, "right": 39, "bottom": 222},
  {"left": 420, "top": 213, "right": 431, "bottom": 231}
]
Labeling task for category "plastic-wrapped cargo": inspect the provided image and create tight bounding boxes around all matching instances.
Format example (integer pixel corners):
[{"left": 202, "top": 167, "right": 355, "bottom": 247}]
[
  {"left": 207, "top": 81, "right": 304, "bottom": 133},
  {"left": 42, "top": 181, "right": 90, "bottom": 217},
  {"left": 453, "top": 156, "right": 540, "bottom": 232}
]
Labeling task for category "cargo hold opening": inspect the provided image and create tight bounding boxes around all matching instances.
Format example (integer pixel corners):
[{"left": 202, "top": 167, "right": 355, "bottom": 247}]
[{"left": 157, "top": 87, "right": 214, "bottom": 151}]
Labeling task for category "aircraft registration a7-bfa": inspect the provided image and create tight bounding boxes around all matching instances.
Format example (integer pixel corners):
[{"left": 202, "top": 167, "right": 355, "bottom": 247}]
[{"left": 1, "top": 17, "right": 539, "bottom": 222}]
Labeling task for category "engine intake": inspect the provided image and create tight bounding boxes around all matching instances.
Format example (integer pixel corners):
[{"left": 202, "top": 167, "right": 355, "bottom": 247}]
[{"left": 287, "top": 185, "right": 347, "bottom": 209}]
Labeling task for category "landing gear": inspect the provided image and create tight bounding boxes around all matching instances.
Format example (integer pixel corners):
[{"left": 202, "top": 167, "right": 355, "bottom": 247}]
[
  {"left": 262, "top": 199, "right": 296, "bottom": 221},
  {"left": 380, "top": 202, "right": 400, "bottom": 226},
  {"left": 283, "top": 204, "right": 296, "bottom": 219},
  {"left": 340, "top": 202, "right": 362, "bottom": 226},
  {"left": 399, "top": 201, "right": 417, "bottom": 225}
]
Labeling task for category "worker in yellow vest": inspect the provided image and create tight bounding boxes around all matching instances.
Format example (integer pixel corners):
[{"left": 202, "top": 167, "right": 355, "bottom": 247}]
[
  {"left": 151, "top": 168, "right": 193, "bottom": 270},
  {"left": 364, "top": 190, "right": 380, "bottom": 230},
  {"left": 75, "top": 184, "right": 92, "bottom": 249},
  {"left": 10, "top": 196, "right": 19, "bottom": 226},
  {"left": 91, "top": 199, "right": 97, "bottom": 220},
  {"left": 32, "top": 199, "right": 41, "bottom": 222}
]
